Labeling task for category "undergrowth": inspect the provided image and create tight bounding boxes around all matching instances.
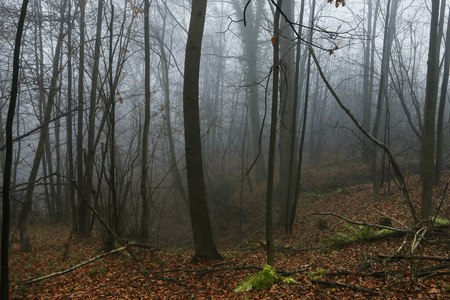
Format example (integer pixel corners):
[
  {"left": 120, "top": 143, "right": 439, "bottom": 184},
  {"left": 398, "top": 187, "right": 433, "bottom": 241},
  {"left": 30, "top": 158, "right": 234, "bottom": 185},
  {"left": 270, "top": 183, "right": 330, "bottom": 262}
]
[{"left": 234, "top": 265, "right": 297, "bottom": 292}]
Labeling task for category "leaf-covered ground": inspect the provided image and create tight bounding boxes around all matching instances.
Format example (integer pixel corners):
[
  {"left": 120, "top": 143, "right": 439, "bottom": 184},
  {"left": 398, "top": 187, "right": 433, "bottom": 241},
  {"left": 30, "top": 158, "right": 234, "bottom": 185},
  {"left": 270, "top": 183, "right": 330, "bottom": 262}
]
[{"left": 7, "top": 173, "right": 450, "bottom": 299}]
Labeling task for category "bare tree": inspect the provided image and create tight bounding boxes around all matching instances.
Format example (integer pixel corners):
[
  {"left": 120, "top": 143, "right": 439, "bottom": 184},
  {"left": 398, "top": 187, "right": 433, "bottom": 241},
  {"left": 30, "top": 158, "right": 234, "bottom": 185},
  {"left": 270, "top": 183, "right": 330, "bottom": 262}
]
[
  {"left": 17, "top": 0, "right": 67, "bottom": 251},
  {"left": 2, "top": 0, "right": 29, "bottom": 297},
  {"left": 183, "top": 0, "right": 222, "bottom": 261},
  {"left": 421, "top": 0, "right": 441, "bottom": 220},
  {"left": 141, "top": 0, "right": 151, "bottom": 239}
]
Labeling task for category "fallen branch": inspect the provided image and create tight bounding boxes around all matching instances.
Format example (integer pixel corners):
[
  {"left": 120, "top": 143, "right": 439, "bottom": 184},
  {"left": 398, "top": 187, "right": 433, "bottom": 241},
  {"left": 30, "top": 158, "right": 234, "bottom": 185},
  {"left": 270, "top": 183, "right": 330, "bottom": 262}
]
[
  {"left": 160, "top": 265, "right": 264, "bottom": 274},
  {"left": 377, "top": 254, "right": 450, "bottom": 262},
  {"left": 159, "top": 265, "right": 307, "bottom": 277},
  {"left": 21, "top": 245, "right": 129, "bottom": 285},
  {"left": 310, "top": 279, "right": 380, "bottom": 295},
  {"left": 309, "top": 212, "right": 408, "bottom": 233},
  {"left": 369, "top": 264, "right": 450, "bottom": 278}
]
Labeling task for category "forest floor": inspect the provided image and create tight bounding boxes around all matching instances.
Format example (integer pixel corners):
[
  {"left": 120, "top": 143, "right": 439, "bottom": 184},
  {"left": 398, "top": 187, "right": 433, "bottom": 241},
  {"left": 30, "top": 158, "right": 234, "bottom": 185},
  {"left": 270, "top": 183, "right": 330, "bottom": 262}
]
[{"left": 7, "top": 172, "right": 450, "bottom": 299}]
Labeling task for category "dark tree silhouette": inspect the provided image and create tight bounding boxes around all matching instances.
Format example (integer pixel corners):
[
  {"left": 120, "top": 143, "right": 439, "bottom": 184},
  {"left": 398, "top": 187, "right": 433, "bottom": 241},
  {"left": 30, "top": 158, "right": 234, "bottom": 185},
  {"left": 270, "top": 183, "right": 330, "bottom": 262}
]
[
  {"left": 2, "top": 1, "right": 29, "bottom": 298},
  {"left": 183, "top": 0, "right": 222, "bottom": 261}
]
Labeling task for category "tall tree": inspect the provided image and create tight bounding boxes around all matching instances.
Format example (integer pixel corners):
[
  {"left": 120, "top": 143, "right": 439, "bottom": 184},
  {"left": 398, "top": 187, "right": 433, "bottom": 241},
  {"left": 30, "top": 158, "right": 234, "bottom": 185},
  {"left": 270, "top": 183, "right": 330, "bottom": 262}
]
[
  {"left": 2, "top": 1, "right": 29, "bottom": 298},
  {"left": 231, "top": 0, "right": 266, "bottom": 184},
  {"left": 77, "top": 0, "right": 88, "bottom": 236},
  {"left": 83, "top": 0, "right": 104, "bottom": 236},
  {"left": 141, "top": 0, "right": 151, "bottom": 239},
  {"left": 435, "top": 0, "right": 449, "bottom": 184},
  {"left": 266, "top": 0, "right": 283, "bottom": 265},
  {"left": 421, "top": 0, "right": 441, "bottom": 220},
  {"left": 287, "top": 0, "right": 310, "bottom": 234},
  {"left": 183, "top": 0, "right": 222, "bottom": 261},
  {"left": 370, "top": 0, "right": 398, "bottom": 198},
  {"left": 17, "top": 0, "right": 66, "bottom": 251},
  {"left": 278, "top": 0, "right": 297, "bottom": 230},
  {"left": 66, "top": 0, "right": 76, "bottom": 232},
  {"left": 153, "top": 13, "right": 189, "bottom": 208}
]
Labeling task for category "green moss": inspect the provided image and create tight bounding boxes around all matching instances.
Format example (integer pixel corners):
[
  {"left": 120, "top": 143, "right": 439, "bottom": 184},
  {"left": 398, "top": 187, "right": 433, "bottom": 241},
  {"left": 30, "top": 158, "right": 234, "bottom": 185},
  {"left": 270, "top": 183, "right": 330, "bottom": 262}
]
[
  {"left": 433, "top": 217, "right": 450, "bottom": 226},
  {"left": 320, "top": 225, "right": 376, "bottom": 249}
]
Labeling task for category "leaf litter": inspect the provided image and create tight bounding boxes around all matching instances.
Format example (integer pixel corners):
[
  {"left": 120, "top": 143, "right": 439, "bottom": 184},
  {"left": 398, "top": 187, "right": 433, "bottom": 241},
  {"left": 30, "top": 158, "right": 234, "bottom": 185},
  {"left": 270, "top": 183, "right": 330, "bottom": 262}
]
[{"left": 6, "top": 172, "right": 450, "bottom": 299}]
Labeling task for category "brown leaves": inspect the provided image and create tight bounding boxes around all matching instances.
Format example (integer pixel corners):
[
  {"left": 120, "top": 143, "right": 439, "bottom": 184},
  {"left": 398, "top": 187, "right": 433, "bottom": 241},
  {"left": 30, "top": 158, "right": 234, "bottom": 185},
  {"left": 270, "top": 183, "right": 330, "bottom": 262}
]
[
  {"left": 8, "top": 173, "right": 450, "bottom": 299},
  {"left": 271, "top": 36, "right": 277, "bottom": 47},
  {"left": 327, "top": 0, "right": 346, "bottom": 7}
]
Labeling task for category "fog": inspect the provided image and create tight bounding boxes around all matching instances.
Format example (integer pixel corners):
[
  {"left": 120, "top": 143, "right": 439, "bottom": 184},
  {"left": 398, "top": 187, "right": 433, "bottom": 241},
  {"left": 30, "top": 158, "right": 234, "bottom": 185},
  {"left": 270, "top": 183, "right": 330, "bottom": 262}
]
[{"left": 0, "top": 0, "right": 445, "bottom": 249}]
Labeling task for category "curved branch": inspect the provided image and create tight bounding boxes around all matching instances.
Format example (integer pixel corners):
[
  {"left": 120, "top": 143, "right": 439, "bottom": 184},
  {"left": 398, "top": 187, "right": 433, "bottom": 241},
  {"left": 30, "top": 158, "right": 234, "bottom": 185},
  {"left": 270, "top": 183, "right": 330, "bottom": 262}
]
[{"left": 308, "top": 45, "right": 421, "bottom": 225}]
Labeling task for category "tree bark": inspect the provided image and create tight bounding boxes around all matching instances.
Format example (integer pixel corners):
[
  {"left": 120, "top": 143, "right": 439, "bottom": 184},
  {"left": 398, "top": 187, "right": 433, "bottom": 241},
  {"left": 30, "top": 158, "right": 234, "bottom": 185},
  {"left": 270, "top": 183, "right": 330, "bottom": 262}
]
[
  {"left": 231, "top": 0, "right": 266, "bottom": 184},
  {"left": 77, "top": 0, "right": 88, "bottom": 236},
  {"left": 2, "top": 1, "right": 29, "bottom": 298},
  {"left": 83, "top": 0, "right": 104, "bottom": 236},
  {"left": 18, "top": 0, "right": 66, "bottom": 251},
  {"left": 183, "top": 0, "right": 222, "bottom": 261},
  {"left": 421, "top": 0, "right": 441, "bottom": 220},
  {"left": 266, "top": 0, "right": 283, "bottom": 265},
  {"left": 278, "top": 0, "right": 297, "bottom": 230},
  {"left": 141, "top": 0, "right": 151, "bottom": 239},
  {"left": 435, "top": 4, "right": 450, "bottom": 184},
  {"left": 370, "top": 0, "right": 397, "bottom": 198}
]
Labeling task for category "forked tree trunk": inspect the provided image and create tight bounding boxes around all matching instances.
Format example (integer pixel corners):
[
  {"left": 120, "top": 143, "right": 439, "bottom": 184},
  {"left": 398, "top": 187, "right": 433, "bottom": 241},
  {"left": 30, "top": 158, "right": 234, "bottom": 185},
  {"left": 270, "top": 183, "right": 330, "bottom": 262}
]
[{"left": 18, "top": 0, "right": 66, "bottom": 251}]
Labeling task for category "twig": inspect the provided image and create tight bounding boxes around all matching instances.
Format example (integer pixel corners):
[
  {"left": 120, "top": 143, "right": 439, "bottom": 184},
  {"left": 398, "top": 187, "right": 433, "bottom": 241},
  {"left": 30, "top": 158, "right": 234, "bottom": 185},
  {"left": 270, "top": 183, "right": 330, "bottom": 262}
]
[
  {"left": 308, "top": 45, "right": 421, "bottom": 224},
  {"left": 375, "top": 209, "right": 407, "bottom": 228},
  {"left": 377, "top": 254, "right": 450, "bottom": 262},
  {"left": 158, "top": 265, "right": 307, "bottom": 277},
  {"left": 309, "top": 212, "right": 407, "bottom": 233},
  {"left": 160, "top": 265, "right": 264, "bottom": 274},
  {"left": 0, "top": 108, "right": 78, "bottom": 151},
  {"left": 310, "top": 279, "right": 380, "bottom": 295}
]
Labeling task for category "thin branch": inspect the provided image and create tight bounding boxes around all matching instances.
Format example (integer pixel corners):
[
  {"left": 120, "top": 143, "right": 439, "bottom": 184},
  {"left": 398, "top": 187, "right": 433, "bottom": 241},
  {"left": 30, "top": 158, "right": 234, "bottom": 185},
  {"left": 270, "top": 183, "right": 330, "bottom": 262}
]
[
  {"left": 311, "top": 279, "right": 380, "bottom": 296},
  {"left": 308, "top": 45, "right": 421, "bottom": 224},
  {"left": 21, "top": 245, "right": 129, "bottom": 285},
  {"left": 309, "top": 212, "right": 408, "bottom": 233},
  {"left": 0, "top": 108, "right": 78, "bottom": 152}
]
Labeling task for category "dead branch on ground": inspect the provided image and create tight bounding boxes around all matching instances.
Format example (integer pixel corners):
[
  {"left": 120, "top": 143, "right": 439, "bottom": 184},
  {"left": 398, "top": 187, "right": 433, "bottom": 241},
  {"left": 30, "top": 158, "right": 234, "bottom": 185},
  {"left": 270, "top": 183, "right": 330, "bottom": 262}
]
[
  {"left": 21, "top": 245, "right": 129, "bottom": 285},
  {"left": 309, "top": 212, "right": 408, "bottom": 233}
]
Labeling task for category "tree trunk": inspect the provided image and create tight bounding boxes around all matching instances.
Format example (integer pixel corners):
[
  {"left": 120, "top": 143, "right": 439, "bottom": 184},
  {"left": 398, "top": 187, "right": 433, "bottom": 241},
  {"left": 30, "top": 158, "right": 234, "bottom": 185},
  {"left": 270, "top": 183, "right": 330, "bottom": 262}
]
[
  {"left": 266, "top": 0, "right": 283, "bottom": 265},
  {"left": 421, "top": 0, "right": 441, "bottom": 220},
  {"left": 435, "top": 2, "right": 449, "bottom": 184},
  {"left": 231, "top": 0, "right": 266, "bottom": 184},
  {"left": 83, "top": 0, "right": 104, "bottom": 237},
  {"left": 286, "top": 0, "right": 306, "bottom": 234},
  {"left": 183, "top": 0, "right": 222, "bottom": 261},
  {"left": 18, "top": 0, "right": 66, "bottom": 251},
  {"left": 140, "top": 0, "right": 151, "bottom": 239},
  {"left": 66, "top": 0, "right": 76, "bottom": 232},
  {"left": 158, "top": 36, "right": 189, "bottom": 209},
  {"left": 370, "top": 0, "right": 397, "bottom": 198},
  {"left": 77, "top": 0, "right": 88, "bottom": 236},
  {"left": 2, "top": 1, "right": 29, "bottom": 298}
]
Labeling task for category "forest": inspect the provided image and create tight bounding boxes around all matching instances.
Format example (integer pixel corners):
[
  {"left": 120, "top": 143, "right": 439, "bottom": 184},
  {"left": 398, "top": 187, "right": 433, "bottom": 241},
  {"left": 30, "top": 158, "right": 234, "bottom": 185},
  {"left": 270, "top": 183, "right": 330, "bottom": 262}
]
[{"left": 1, "top": 0, "right": 450, "bottom": 298}]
